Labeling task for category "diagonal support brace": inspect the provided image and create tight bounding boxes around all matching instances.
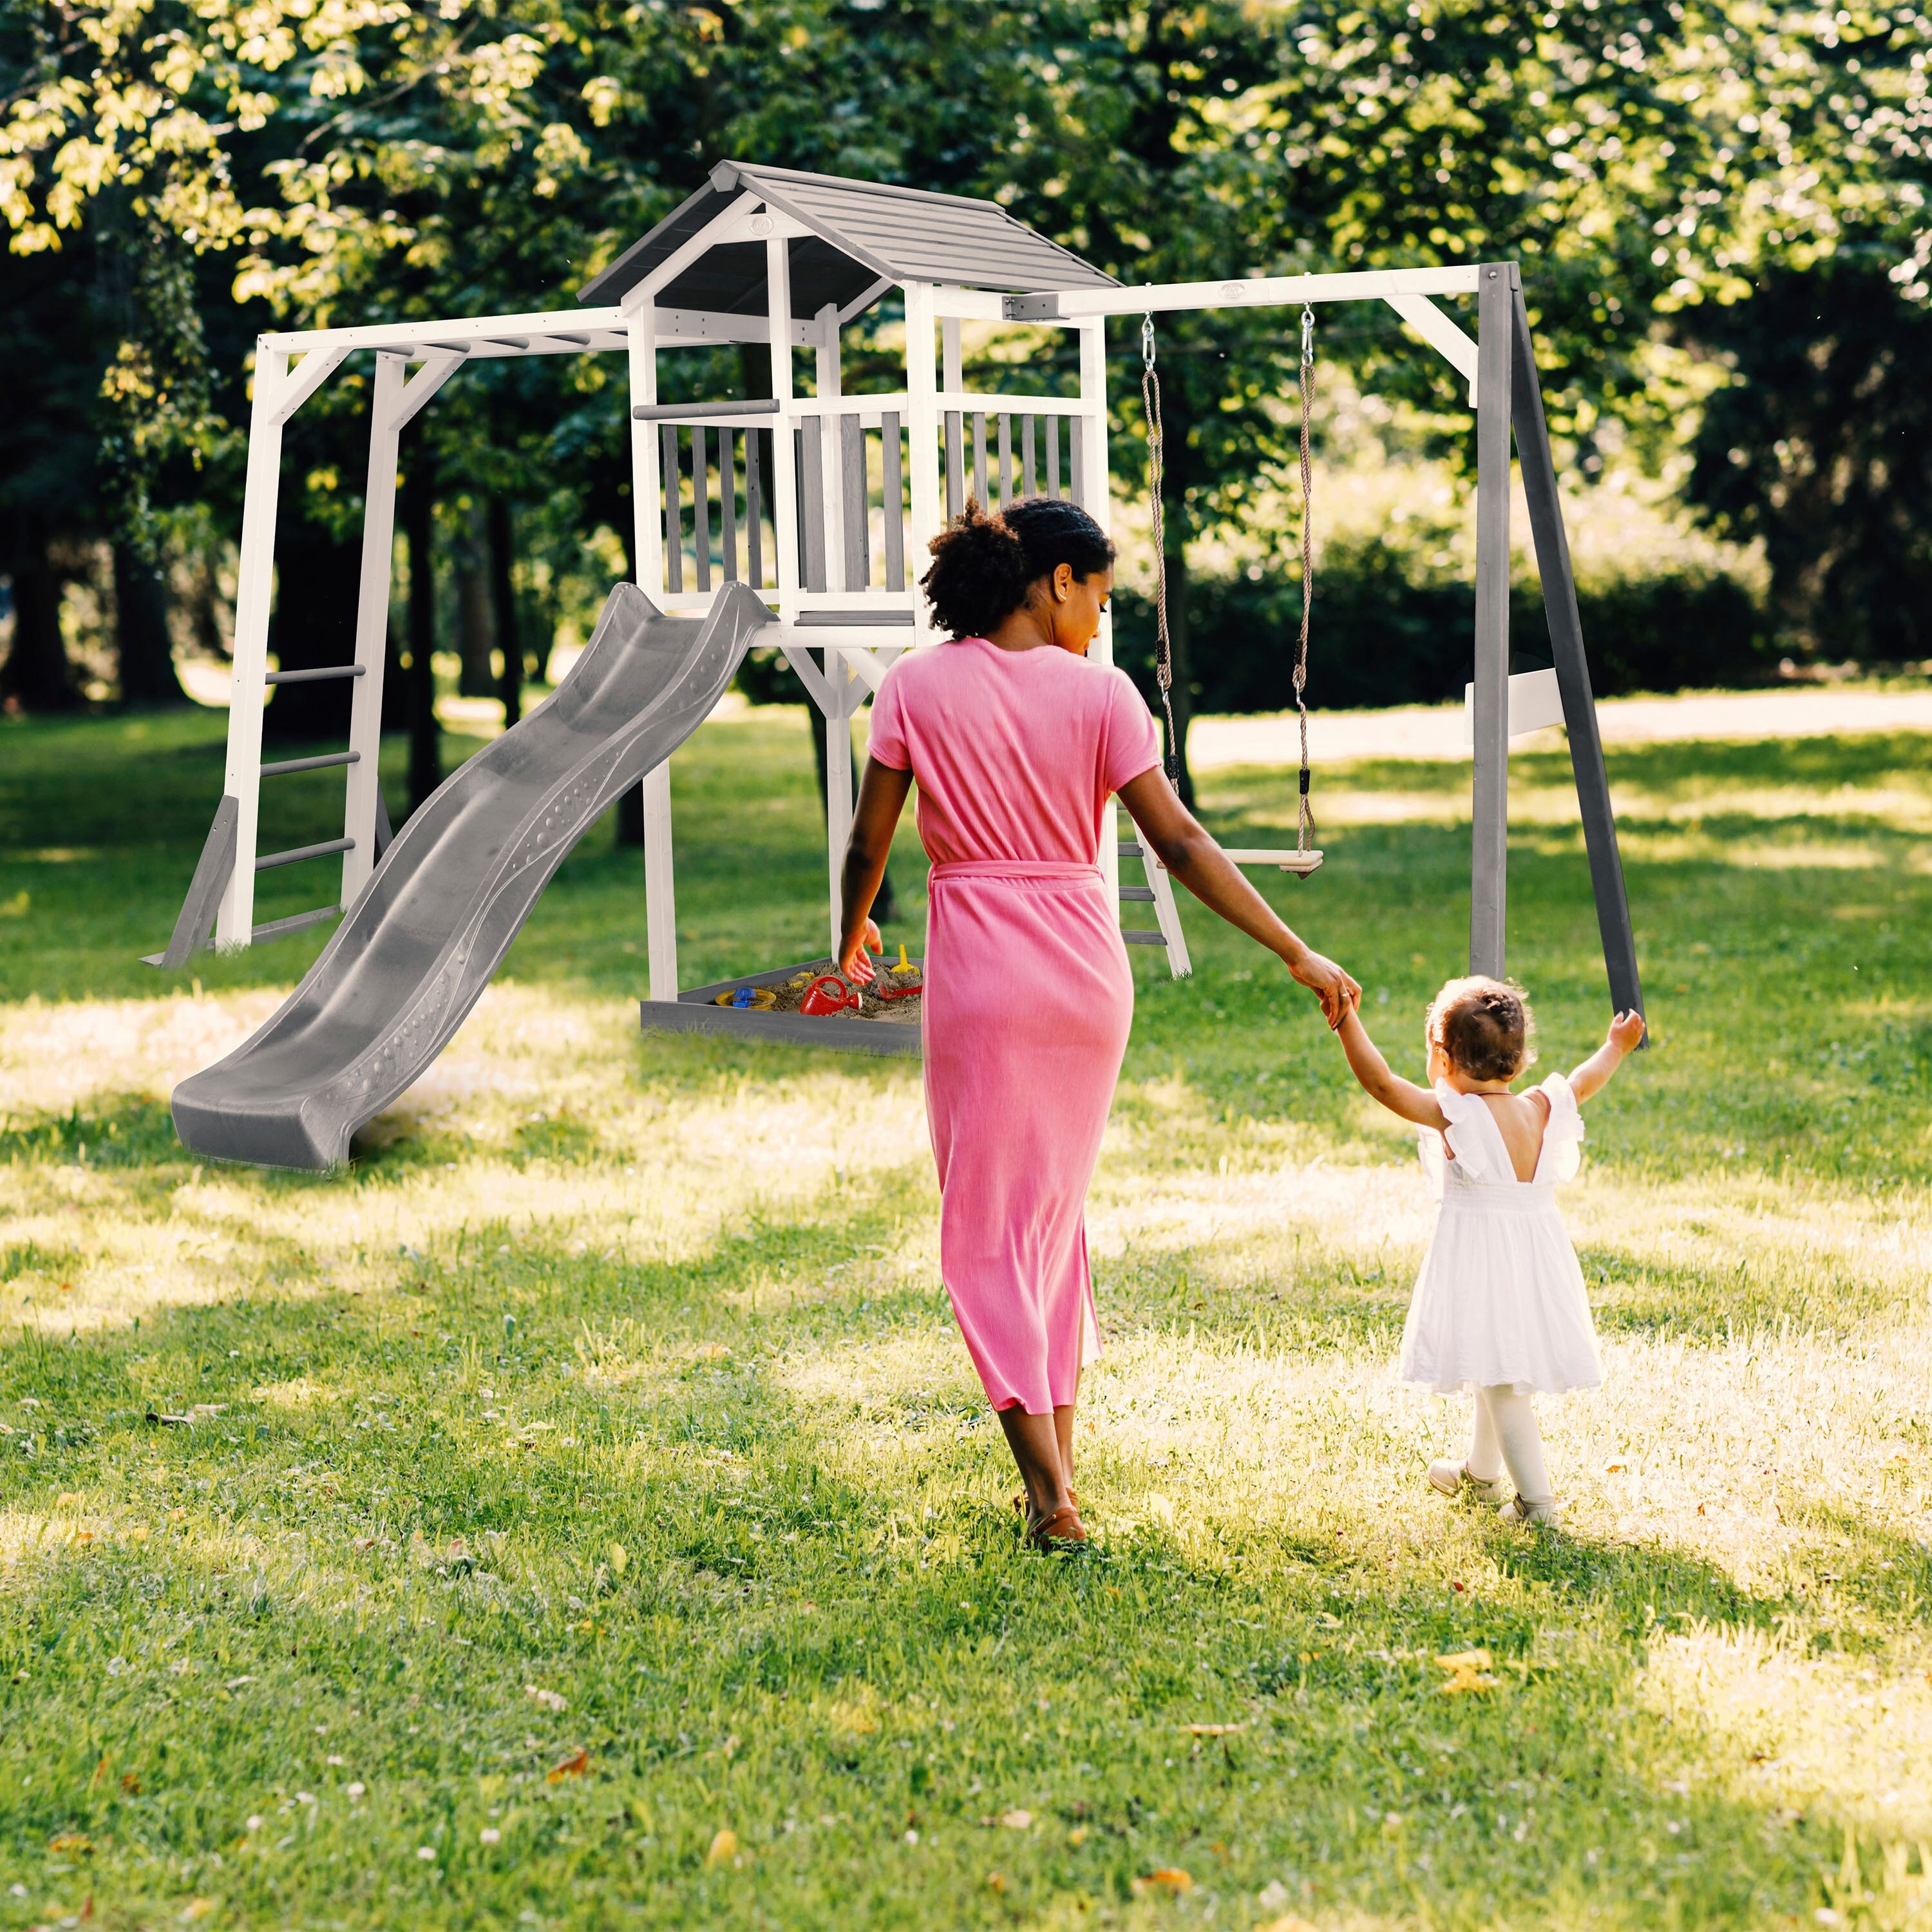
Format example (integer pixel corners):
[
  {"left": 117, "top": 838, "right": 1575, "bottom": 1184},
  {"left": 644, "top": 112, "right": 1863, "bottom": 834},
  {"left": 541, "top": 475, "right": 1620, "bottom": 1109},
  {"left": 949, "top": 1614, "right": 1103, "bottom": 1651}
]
[{"left": 144, "top": 795, "right": 238, "bottom": 967}]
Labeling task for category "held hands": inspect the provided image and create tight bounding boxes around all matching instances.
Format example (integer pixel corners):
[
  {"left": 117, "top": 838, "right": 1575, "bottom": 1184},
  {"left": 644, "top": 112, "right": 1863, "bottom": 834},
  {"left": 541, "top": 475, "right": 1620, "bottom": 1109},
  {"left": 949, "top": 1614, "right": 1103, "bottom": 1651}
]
[
  {"left": 1288, "top": 949, "right": 1362, "bottom": 1030},
  {"left": 840, "top": 920, "right": 883, "bottom": 985}
]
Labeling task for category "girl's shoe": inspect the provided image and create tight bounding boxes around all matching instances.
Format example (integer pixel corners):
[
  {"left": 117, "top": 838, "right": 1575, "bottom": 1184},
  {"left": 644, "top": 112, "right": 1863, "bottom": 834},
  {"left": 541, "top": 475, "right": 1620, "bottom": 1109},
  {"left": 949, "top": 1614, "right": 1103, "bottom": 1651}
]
[
  {"left": 1428, "top": 1460, "right": 1510, "bottom": 1507},
  {"left": 1499, "top": 1493, "right": 1560, "bottom": 1528},
  {"left": 1024, "top": 1504, "right": 1089, "bottom": 1551},
  {"left": 1012, "top": 1487, "right": 1078, "bottom": 1517}
]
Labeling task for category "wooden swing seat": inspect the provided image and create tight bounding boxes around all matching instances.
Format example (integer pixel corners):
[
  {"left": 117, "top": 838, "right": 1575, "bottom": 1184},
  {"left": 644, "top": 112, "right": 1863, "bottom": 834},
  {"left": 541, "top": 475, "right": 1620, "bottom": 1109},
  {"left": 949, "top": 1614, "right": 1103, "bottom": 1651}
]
[{"left": 1222, "top": 848, "right": 1324, "bottom": 875}]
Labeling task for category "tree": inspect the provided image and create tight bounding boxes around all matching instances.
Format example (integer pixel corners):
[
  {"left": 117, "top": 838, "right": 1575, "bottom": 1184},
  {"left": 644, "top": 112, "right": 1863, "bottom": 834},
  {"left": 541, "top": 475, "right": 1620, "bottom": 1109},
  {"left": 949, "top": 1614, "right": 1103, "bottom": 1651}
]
[{"left": 1685, "top": 254, "right": 1932, "bottom": 659}]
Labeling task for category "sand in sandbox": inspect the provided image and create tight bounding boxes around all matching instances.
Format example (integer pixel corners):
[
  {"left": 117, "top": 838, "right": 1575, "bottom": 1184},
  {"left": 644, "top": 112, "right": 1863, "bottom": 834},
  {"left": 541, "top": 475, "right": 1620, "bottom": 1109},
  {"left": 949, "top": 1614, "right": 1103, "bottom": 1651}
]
[{"left": 741, "top": 960, "right": 923, "bottom": 1026}]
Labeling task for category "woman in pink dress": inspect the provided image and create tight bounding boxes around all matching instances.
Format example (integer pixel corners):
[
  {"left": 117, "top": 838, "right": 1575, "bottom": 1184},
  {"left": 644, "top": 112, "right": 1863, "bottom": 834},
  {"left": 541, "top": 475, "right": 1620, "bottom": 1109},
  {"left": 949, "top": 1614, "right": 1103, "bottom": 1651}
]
[{"left": 838, "top": 500, "right": 1358, "bottom": 1548}]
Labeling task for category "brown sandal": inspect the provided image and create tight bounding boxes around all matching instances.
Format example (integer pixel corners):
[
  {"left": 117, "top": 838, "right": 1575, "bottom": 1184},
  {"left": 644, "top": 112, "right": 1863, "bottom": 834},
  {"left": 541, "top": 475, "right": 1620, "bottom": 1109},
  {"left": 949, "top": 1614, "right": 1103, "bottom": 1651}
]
[
  {"left": 1012, "top": 1486, "right": 1078, "bottom": 1517},
  {"left": 1025, "top": 1503, "right": 1089, "bottom": 1549}
]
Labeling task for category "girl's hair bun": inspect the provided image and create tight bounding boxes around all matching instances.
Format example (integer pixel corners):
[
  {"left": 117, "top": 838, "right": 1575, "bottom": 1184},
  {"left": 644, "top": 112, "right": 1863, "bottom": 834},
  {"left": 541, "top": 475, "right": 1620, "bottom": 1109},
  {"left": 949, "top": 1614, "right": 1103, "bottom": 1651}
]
[
  {"left": 1426, "top": 975, "right": 1536, "bottom": 1083},
  {"left": 920, "top": 496, "right": 1115, "bottom": 638}
]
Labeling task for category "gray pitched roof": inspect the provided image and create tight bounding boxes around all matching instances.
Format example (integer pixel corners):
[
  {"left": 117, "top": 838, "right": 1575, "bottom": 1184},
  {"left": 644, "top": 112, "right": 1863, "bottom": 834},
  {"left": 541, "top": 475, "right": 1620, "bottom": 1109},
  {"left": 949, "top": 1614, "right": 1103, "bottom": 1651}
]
[{"left": 578, "top": 160, "right": 1118, "bottom": 313}]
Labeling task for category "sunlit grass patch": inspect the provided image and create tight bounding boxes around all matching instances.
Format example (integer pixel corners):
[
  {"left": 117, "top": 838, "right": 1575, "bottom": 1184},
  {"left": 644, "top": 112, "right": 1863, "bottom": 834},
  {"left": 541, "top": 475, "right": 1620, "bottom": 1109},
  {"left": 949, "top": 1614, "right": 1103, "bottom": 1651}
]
[{"left": 2, "top": 706, "right": 1931, "bottom": 1926}]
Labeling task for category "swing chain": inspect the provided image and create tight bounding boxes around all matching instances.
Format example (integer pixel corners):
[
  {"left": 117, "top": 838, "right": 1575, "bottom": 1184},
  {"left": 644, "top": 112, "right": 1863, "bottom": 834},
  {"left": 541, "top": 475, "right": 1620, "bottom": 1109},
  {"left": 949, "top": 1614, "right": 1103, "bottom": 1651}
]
[
  {"left": 1142, "top": 315, "right": 1180, "bottom": 788},
  {"left": 1294, "top": 305, "right": 1316, "bottom": 855}
]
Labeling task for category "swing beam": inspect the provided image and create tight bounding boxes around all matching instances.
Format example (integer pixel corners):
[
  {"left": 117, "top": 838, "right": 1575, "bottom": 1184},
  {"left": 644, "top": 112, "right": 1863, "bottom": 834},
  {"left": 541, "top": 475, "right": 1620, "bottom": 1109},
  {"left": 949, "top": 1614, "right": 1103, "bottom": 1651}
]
[{"left": 1003, "top": 261, "right": 1644, "bottom": 1026}]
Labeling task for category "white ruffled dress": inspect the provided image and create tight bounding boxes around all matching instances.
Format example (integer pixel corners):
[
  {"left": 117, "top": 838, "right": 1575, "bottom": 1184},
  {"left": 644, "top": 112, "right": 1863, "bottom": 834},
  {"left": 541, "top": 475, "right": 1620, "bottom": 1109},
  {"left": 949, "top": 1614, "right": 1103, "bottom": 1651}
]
[{"left": 1397, "top": 1072, "right": 1604, "bottom": 1397}]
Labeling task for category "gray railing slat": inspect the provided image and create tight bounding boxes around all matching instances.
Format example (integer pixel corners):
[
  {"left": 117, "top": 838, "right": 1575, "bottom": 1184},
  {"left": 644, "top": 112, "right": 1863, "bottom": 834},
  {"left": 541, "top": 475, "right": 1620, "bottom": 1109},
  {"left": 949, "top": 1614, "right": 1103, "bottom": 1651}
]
[
  {"left": 1023, "top": 415, "right": 1037, "bottom": 497},
  {"left": 972, "top": 413, "right": 988, "bottom": 507},
  {"left": 661, "top": 424, "right": 684, "bottom": 593},
  {"left": 945, "top": 411, "right": 965, "bottom": 520},
  {"left": 799, "top": 417, "right": 828, "bottom": 594},
  {"left": 1046, "top": 417, "right": 1061, "bottom": 498},
  {"left": 746, "top": 426, "right": 764, "bottom": 588},
  {"left": 841, "top": 414, "right": 869, "bottom": 591},
  {"left": 881, "top": 412, "right": 905, "bottom": 592},
  {"left": 719, "top": 429, "right": 739, "bottom": 582},
  {"left": 1068, "top": 417, "right": 1086, "bottom": 509},
  {"left": 998, "top": 413, "right": 1013, "bottom": 508},
  {"left": 693, "top": 426, "right": 712, "bottom": 592}
]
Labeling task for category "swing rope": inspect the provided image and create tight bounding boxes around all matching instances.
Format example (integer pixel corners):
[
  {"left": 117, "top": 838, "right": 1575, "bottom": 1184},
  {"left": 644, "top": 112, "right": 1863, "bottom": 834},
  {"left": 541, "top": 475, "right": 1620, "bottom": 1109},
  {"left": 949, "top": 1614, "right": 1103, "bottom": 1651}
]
[
  {"left": 1293, "top": 304, "right": 1316, "bottom": 857},
  {"left": 1142, "top": 308, "right": 1317, "bottom": 846},
  {"left": 1141, "top": 316, "right": 1181, "bottom": 789}
]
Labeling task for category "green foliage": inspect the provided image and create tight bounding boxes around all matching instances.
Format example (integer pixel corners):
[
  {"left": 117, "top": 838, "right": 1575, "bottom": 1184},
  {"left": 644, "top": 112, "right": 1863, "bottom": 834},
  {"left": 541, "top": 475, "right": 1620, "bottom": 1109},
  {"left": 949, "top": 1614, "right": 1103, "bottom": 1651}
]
[
  {"left": 1112, "top": 544, "right": 1774, "bottom": 712},
  {"left": 1685, "top": 254, "right": 1932, "bottom": 661}
]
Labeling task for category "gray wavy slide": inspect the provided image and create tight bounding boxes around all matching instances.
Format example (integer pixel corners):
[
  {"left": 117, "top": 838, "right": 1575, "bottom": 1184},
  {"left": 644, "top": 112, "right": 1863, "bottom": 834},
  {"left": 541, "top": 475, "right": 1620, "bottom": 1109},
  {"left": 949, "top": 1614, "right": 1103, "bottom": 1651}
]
[{"left": 172, "top": 582, "right": 773, "bottom": 1171}]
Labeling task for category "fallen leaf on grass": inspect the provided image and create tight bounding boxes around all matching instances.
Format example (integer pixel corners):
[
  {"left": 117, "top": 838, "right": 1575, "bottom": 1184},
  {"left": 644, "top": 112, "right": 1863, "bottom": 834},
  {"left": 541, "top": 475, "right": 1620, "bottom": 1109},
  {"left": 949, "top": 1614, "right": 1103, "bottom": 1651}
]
[
  {"left": 984, "top": 1872, "right": 1006, "bottom": 1892},
  {"left": 1183, "top": 1723, "right": 1245, "bottom": 1737},
  {"left": 1434, "top": 1648, "right": 1499, "bottom": 1694},
  {"left": 1132, "top": 1868, "right": 1193, "bottom": 1897},
  {"left": 608, "top": 1542, "right": 629, "bottom": 1577},
  {"left": 120, "top": 1774, "right": 142, "bottom": 1795},
  {"left": 179, "top": 1900, "right": 216, "bottom": 1922},
  {"left": 996, "top": 1810, "right": 1032, "bottom": 1830},
  {"left": 48, "top": 1833, "right": 93, "bottom": 1854},
  {"left": 705, "top": 1828, "right": 737, "bottom": 1868},
  {"left": 524, "top": 1685, "right": 567, "bottom": 1712},
  {"left": 546, "top": 1749, "right": 589, "bottom": 1783}
]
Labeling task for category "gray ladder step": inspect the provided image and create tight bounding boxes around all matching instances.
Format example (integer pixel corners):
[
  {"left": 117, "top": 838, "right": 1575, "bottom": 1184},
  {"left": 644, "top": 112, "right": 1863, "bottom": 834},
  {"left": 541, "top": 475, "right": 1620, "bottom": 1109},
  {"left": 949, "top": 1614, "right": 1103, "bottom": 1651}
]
[
  {"left": 1119, "top": 885, "right": 1155, "bottom": 902},
  {"left": 1118, "top": 840, "right": 1143, "bottom": 858},
  {"left": 1122, "top": 929, "right": 1167, "bottom": 945},
  {"left": 266, "top": 665, "right": 366, "bottom": 685}
]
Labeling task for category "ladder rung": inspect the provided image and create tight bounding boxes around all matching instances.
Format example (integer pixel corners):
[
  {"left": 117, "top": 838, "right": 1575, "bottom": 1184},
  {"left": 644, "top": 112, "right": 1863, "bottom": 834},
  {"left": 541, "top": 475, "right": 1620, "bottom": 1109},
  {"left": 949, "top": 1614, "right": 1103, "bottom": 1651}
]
[
  {"left": 266, "top": 665, "right": 367, "bottom": 685},
  {"left": 251, "top": 905, "right": 342, "bottom": 943},
  {"left": 1122, "top": 929, "right": 1168, "bottom": 945},
  {"left": 255, "top": 836, "right": 355, "bottom": 871},
  {"left": 260, "top": 750, "right": 360, "bottom": 778},
  {"left": 1118, "top": 840, "right": 1143, "bottom": 858},
  {"left": 1119, "top": 885, "right": 1155, "bottom": 902}
]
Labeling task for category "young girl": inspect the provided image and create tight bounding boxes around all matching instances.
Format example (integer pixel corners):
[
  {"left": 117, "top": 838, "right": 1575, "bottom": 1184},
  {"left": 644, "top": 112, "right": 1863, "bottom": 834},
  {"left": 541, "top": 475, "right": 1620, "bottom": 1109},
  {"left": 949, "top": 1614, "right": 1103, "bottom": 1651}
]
[{"left": 1332, "top": 976, "right": 1645, "bottom": 1525}]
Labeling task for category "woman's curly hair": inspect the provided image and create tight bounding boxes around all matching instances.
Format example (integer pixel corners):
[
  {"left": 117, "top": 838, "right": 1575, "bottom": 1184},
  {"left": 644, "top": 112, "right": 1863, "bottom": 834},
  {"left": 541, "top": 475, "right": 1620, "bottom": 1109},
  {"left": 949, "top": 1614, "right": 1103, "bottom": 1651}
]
[
  {"left": 919, "top": 497, "right": 1116, "bottom": 639},
  {"left": 1426, "top": 975, "right": 1537, "bottom": 1083}
]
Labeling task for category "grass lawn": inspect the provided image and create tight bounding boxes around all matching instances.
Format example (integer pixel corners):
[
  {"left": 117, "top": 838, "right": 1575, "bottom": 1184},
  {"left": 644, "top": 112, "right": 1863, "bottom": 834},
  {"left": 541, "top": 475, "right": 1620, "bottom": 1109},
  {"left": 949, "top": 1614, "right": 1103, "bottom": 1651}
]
[{"left": 1, "top": 694, "right": 1929, "bottom": 1930}]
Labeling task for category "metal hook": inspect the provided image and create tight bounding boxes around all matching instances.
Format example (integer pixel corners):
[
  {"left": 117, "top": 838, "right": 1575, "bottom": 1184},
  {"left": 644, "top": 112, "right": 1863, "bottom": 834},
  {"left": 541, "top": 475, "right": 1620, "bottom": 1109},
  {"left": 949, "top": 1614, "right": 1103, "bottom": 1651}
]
[
  {"left": 1300, "top": 305, "right": 1315, "bottom": 367},
  {"left": 1142, "top": 314, "right": 1157, "bottom": 370}
]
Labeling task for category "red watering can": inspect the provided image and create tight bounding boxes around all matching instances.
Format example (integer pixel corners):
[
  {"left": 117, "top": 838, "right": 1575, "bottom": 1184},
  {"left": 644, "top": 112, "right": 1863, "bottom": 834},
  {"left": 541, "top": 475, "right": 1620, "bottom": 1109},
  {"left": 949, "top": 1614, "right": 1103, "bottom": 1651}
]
[{"left": 799, "top": 973, "right": 862, "bottom": 1017}]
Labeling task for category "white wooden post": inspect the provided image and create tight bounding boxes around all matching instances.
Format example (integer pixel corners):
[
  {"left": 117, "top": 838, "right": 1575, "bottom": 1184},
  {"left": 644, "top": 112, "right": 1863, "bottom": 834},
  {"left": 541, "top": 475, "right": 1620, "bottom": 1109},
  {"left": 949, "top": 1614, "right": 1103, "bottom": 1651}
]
[
  {"left": 904, "top": 282, "right": 940, "bottom": 645},
  {"left": 768, "top": 236, "right": 799, "bottom": 618},
  {"left": 339, "top": 352, "right": 404, "bottom": 908},
  {"left": 216, "top": 341, "right": 290, "bottom": 947},
  {"left": 815, "top": 303, "right": 846, "bottom": 592},
  {"left": 626, "top": 297, "right": 664, "bottom": 597},
  {"left": 825, "top": 663, "right": 855, "bottom": 958},
  {"left": 1077, "top": 319, "right": 1122, "bottom": 905},
  {"left": 624, "top": 294, "right": 678, "bottom": 1001}
]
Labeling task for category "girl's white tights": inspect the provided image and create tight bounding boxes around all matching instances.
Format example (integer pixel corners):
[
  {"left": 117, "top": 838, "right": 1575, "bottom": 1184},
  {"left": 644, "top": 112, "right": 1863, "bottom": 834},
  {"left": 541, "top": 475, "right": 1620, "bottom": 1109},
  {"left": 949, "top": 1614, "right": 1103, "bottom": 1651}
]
[{"left": 1467, "top": 1385, "right": 1553, "bottom": 1506}]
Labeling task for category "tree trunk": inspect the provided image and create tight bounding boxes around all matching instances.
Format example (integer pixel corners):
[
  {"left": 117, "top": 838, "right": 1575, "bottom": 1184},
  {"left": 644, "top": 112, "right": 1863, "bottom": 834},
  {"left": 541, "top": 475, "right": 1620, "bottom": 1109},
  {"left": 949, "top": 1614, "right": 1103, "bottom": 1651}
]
[
  {"left": 0, "top": 522, "right": 80, "bottom": 712},
  {"left": 113, "top": 542, "right": 189, "bottom": 706},
  {"left": 489, "top": 495, "right": 521, "bottom": 728},
  {"left": 455, "top": 499, "right": 495, "bottom": 697},
  {"left": 403, "top": 475, "right": 440, "bottom": 816},
  {"left": 264, "top": 515, "right": 360, "bottom": 742},
  {"left": 1159, "top": 383, "right": 1197, "bottom": 808}
]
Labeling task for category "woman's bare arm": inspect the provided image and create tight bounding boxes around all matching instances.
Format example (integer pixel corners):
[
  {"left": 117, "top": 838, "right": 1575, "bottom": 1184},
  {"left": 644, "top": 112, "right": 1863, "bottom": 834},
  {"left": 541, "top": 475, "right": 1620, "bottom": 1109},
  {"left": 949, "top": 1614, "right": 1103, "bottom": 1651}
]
[
  {"left": 838, "top": 757, "right": 914, "bottom": 980},
  {"left": 1114, "top": 766, "right": 1360, "bottom": 1026},
  {"left": 1334, "top": 1007, "right": 1449, "bottom": 1130}
]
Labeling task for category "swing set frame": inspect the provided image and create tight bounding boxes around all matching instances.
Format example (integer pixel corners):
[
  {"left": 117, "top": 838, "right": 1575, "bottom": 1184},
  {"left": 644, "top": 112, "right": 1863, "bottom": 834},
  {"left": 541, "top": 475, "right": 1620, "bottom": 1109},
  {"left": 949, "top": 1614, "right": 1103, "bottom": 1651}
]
[{"left": 1015, "top": 260, "right": 1645, "bottom": 1018}]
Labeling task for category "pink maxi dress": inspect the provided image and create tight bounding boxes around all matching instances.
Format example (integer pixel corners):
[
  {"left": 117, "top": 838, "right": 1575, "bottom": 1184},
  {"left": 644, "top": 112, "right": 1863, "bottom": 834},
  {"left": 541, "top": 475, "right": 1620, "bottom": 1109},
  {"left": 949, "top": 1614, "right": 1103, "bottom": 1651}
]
[{"left": 866, "top": 637, "right": 1160, "bottom": 1416}]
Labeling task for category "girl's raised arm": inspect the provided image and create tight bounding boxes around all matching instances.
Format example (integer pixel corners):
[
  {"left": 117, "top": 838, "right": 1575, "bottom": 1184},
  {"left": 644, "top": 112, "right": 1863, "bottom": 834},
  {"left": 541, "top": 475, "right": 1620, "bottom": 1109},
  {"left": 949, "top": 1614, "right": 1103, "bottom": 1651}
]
[
  {"left": 1567, "top": 1010, "right": 1647, "bottom": 1103},
  {"left": 1335, "top": 1004, "right": 1449, "bottom": 1132}
]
